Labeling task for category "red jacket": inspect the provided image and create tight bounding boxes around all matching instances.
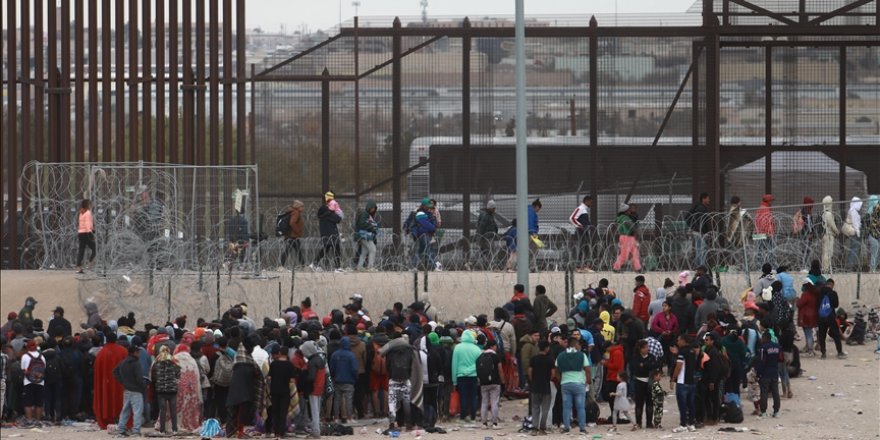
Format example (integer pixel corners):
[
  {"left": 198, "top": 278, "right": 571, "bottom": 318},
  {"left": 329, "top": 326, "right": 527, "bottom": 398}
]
[
  {"left": 650, "top": 311, "right": 679, "bottom": 336},
  {"left": 632, "top": 285, "right": 650, "bottom": 323},
  {"left": 796, "top": 288, "right": 819, "bottom": 328},
  {"left": 604, "top": 344, "right": 625, "bottom": 382},
  {"left": 755, "top": 202, "right": 775, "bottom": 235}
]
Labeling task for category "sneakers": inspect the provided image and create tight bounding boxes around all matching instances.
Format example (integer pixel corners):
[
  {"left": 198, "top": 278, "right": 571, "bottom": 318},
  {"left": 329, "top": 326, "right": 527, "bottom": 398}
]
[
  {"left": 687, "top": 425, "right": 697, "bottom": 432},
  {"left": 579, "top": 428, "right": 587, "bottom": 434},
  {"left": 837, "top": 352, "right": 848, "bottom": 359},
  {"left": 772, "top": 412, "right": 779, "bottom": 418},
  {"left": 493, "top": 424, "right": 500, "bottom": 430},
  {"left": 334, "top": 268, "right": 346, "bottom": 273},
  {"left": 606, "top": 427, "right": 616, "bottom": 433},
  {"left": 672, "top": 426, "right": 688, "bottom": 433},
  {"left": 482, "top": 423, "right": 489, "bottom": 429}
]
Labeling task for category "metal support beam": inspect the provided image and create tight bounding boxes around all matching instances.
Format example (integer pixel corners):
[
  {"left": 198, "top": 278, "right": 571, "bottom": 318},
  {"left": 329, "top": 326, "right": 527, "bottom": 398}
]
[
  {"left": 704, "top": 0, "right": 722, "bottom": 210},
  {"left": 129, "top": 0, "right": 138, "bottom": 162},
  {"left": 75, "top": 0, "right": 85, "bottom": 163},
  {"left": 810, "top": 0, "right": 873, "bottom": 25},
  {"left": 6, "top": 0, "right": 18, "bottom": 268},
  {"left": 839, "top": 46, "right": 847, "bottom": 205},
  {"left": 354, "top": 17, "right": 361, "bottom": 200},
  {"left": 765, "top": 46, "right": 772, "bottom": 195},
  {"left": 223, "top": 0, "right": 234, "bottom": 165},
  {"left": 515, "top": 0, "right": 530, "bottom": 287},
  {"left": 727, "top": 0, "right": 799, "bottom": 25},
  {"left": 115, "top": 0, "right": 125, "bottom": 161},
  {"left": 142, "top": 0, "right": 151, "bottom": 162},
  {"left": 237, "top": 0, "right": 247, "bottom": 165},
  {"left": 101, "top": 0, "right": 110, "bottom": 161},
  {"left": 322, "top": 68, "right": 331, "bottom": 193},
  {"left": 392, "top": 17, "right": 403, "bottom": 249},
  {"left": 589, "top": 17, "right": 599, "bottom": 223},
  {"left": 462, "top": 18, "right": 472, "bottom": 240}
]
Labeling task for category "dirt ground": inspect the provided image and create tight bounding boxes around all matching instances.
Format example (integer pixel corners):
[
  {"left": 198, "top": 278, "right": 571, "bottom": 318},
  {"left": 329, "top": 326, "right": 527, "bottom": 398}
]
[{"left": 1, "top": 341, "right": 878, "bottom": 440}]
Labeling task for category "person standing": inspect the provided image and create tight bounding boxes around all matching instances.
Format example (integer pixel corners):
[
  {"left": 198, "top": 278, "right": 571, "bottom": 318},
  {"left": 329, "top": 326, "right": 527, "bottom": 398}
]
[
  {"left": 93, "top": 332, "right": 128, "bottom": 430},
  {"left": 820, "top": 196, "right": 840, "bottom": 270},
  {"left": 527, "top": 199, "right": 542, "bottom": 267},
  {"left": 47, "top": 306, "right": 72, "bottom": 340},
  {"left": 279, "top": 200, "right": 306, "bottom": 271},
  {"left": 570, "top": 196, "right": 595, "bottom": 272},
  {"left": 173, "top": 344, "right": 203, "bottom": 432},
  {"left": 816, "top": 280, "right": 846, "bottom": 359},
  {"left": 532, "top": 285, "right": 558, "bottom": 334},
  {"left": 476, "top": 200, "right": 499, "bottom": 268},
  {"left": 632, "top": 276, "right": 651, "bottom": 324},
  {"left": 329, "top": 336, "right": 359, "bottom": 422},
  {"left": 354, "top": 200, "right": 379, "bottom": 271},
  {"left": 755, "top": 332, "right": 781, "bottom": 418},
  {"left": 20, "top": 340, "right": 46, "bottom": 427},
  {"left": 227, "top": 343, "right": 264, "bottom": 438},
  {"left": 112, "top": 345, "right": 146, "bottom": 437},
  {"left": 844, "top": 197, "right": 863, "bottom": 271},
  {"left": 755, "top": 194, "right": 776, "bottom": 265},
  {"left": 267, "top": 345, "right": 296, "bottom": 438},
  {"left": 687, "top": 193, "right": 711, "bottom": 268},
  {"left": 556, "top": 336, "right": 591, "bottom": 434},
  {"left": 151, "top": 345, "right": 181, "bottom": 434},
  {"left": 477, "top": 340, "right": 504, "bottom": 429},
  {"left": 650, "top": 300, "right": 680, "bottom": 372},
  {"left": 75, "top": 199, "right": 97, "bottom": 273},
  {"left": 725, "top": 196, "right": 743, "bottom": 248},
  {"left": 670, "top": 335, "right": 698, "bottom": 433},
  {"left": 612, "top": 204, "right": 643, "bottom": 273},
  {"left": 381, "top": 334, "right": 415, "bottom": 432},
  {"left": 452, "top": 330, "right": 482, "bottom": 423},
  {"left": 866, "top": 195, "right": 879, "bottom": 272},
  {"left": 311, "top": 192, "right": 344, "bottom": 272},
  {"left": 528, "top": 340, "right": 555, "bottom": 435},
  {"left": 631, "top": 340, "right": 657, "bottom": 430}
]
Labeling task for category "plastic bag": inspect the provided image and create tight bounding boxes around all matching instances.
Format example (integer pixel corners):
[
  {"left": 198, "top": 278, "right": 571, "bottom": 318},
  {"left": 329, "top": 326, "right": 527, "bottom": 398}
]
[{"left": 449, "top": 390, "right": 460, "bottom": 417}]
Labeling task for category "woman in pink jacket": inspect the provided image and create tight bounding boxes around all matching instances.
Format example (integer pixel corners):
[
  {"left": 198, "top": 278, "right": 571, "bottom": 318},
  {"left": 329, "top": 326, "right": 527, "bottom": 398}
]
[
  {"left": 650, "top": 300, "right": 680, "bottom": 373},
  {"left": 76, "top": 199, "right": 96, "bottom": 273}
]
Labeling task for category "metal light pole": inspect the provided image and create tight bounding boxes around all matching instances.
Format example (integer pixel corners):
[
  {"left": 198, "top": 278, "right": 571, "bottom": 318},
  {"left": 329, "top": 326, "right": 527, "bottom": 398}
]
[{"left": 515, "top": 0, "right": 530, "bottom": 290}]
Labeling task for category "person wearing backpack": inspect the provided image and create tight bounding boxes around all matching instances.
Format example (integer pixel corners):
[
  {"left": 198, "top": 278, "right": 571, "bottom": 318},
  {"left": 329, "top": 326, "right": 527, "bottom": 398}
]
[
  {"left": 210, "top": 337, "right": 234, "bottom": 424},
  {"left": 20, "top": 340, "right": 45, "bottom": 427},
  {"left": 310, "top": 193, "right": 344, "bottom": 273},
  {"left": 353, "top": 200, "right": 380, "bottom": 271},
  {"left": 41, "top": 339, "right": 65, "bottom": 424},
  {"left": 796, "top": 282, "right": 819, "bottom": 357},
  {"left": 278, "top": 200, "right": 305, "bottom": 271},
  {"left": 380, "top": 333, "right": 415, "bottom": 432},
  {"left": 410, "top": 198, "right": 438, "bottom": 271},
  {"left": 112, "top": 344, "right": 147, "bottom": 437},
  {"left": 477, "top": 340, "right": 504, "bottom": 429},
  {"left": 816, "top": 280, "right": 846, "bottom": 359},
  {"left": 151, "top": 345, "right": 181, "bottom": 434}
]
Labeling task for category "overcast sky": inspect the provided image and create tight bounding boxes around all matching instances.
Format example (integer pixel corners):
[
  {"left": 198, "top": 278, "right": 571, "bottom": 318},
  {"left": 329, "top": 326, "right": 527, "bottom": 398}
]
[{"left": 247, "top": 0, "right": 698, "bottom": 32}]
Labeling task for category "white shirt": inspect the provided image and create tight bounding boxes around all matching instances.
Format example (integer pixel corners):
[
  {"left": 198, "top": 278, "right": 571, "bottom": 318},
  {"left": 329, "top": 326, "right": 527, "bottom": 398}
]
[{"left": 20, "top": 350, "right": 45, "bottom": 386}]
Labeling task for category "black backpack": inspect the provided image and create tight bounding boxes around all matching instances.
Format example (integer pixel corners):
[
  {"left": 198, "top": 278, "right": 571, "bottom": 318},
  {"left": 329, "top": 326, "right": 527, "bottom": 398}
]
[
  {"left": 275, "top": 211, "right": 292, "bottom": 237},
  {"left": 722, "top": 401, "right": 744, "bottom": 423},
  {"left": 44, "top": 355, "right": 63, "bottom": 385},
  {"left": 585, "top": 395, "right": 600, "bottom": 424},
  {"left": 476, "top": 352, "right": 497, "bottom": 385}
]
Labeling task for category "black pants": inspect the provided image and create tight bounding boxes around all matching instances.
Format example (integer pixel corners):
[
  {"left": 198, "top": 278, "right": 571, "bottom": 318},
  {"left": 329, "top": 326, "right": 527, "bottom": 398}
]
[
  {"left": 601, "top": 380, "right": 618, "bottom": 417},
  {"left": 270, "top": 393, "right": 291, "bottom": 437},
  {"left": 422, "top": 385, "right": 438, "bottom": 428},
  {"left": 280, "top": 238, "right": 304, "bottom": 267},
  {"left": 817, "top": 320, "right": 843, "bottom": 355},
  {"left": 698, "top": 380, "right": 720, "bottom": 422},
  {"left": 157, "top": 393, "right": 178, "bottom": 433},
  {"left": 212, "top": 385, "right": 229, "bottom": 424},
  {"left": 77, "top": 232, "right": 96, "bottom": 267},
  {"left": 633, "top": 380, "right": 653, "bottom": 428},
  {"left": 314, "top": 235, "right": 341, "bottom": 268},
  {"left": 759, "top": 376, "right": 780, "bottom": 415}
]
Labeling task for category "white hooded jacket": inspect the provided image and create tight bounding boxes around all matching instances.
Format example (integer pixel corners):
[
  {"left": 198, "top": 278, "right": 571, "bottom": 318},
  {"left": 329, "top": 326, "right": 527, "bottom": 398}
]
[
  {"left": 848, "top": 197, "right": 863, "bottom": 237},
  {"left": 822, "top": 196, "right": 839, "bottom": 236}
]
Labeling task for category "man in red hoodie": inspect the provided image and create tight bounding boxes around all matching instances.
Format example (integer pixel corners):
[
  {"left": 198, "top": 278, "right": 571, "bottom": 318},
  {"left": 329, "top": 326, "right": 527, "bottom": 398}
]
[{"left": 632, "top": 275, "right": 651, "bottom": 324}]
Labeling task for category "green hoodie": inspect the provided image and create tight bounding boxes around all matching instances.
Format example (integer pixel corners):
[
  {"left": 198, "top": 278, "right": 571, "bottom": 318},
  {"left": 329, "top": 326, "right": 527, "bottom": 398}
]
[{"left": 451, "top": 329, "right": 482, "bottom": 385}]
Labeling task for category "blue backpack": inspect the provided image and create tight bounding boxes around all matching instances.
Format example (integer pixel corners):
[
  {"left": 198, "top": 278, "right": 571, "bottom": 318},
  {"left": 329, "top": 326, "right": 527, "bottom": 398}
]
[{"left": 818, "top": 294, "right": 833, "bottom": 319}]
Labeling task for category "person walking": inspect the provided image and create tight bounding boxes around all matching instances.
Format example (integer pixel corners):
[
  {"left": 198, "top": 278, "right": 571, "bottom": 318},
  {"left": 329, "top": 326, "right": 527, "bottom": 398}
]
[
  {"left": 311, "top": 192, "right": 344, "bottom": 272},
  {"left": 687, "top": 193, "right": 711, "bottom": 268},
  {"left": 570, "top": 195, "right": 595, "bottom": 272},
  {"left": 755, "top": 194, "right": 776, "bottom": 265},
  {"left": 279, "top": 200, "right": 306, "bottom": 271},
  {"left": 354, "top": 200, "right": 379, "bottom": 271},
  {"left": 151, "top": 345, "right": 181, "bottom": 434},
  {"left": 844, "top": 197, "right": 863, "bottom": 271},
  {"left": 476, "top": 200, "right": 499, "bottom": 268},
  {"left": 112, "top": 345, "right": 146, "bottom": 437},
  {"left": 612, "top": 203, "right": 643, "bottom": 273},
  {"left": 816, "top": 280, "right": 846, "bottom": 359},
  {"left": 411, "top": 198, "right": 438, "bottom": 270},
  {"left": 75, "top": 199, "right": 96, "bottom": 273}
]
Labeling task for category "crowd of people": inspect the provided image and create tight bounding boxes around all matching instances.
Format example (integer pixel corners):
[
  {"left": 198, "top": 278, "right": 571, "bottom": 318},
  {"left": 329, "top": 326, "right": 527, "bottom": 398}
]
[{"left": 1, "top": 259, "right": 877, "bottom": 438}]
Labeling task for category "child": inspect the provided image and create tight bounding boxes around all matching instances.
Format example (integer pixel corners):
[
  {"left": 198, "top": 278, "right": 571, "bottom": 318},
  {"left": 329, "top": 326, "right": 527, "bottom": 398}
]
[
  {"left": 326, "top": 191, "right": 344, "bottom": 219},
  {"left": 650, "top": 369, "right": 666, "bottom": 429},
  {"left": 608, "top": 371, "right": 631, "bottom": 433},
  {"left": 745, "top": 367, "right": 761, "bottom": 416}
]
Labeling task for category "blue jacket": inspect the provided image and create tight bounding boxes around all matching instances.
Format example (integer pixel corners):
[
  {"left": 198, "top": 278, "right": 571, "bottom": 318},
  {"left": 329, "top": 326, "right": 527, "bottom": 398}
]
[
  {"left": 503, "top": 226, "right": 517, "bottom": 251},
  {"left": 527, "top": 206, "right": 539, "bottom": 235},
  {"left": 776, "top": 272, "right": 796, "bottom": 301},
  {"left": 414, "top": 210, "right": 437, "bottom": 238},
  {"left": 329, "top": 337, "right": 359, "bottom": 385}
]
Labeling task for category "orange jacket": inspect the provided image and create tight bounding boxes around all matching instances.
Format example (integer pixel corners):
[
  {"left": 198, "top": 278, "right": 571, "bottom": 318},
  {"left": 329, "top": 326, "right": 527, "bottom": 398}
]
[
  {"left": 605, "top": 344, "right": 625, "bottom": 382},
  {"left": 632, "top": 285, "right": 650, "bottom": 323}
]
